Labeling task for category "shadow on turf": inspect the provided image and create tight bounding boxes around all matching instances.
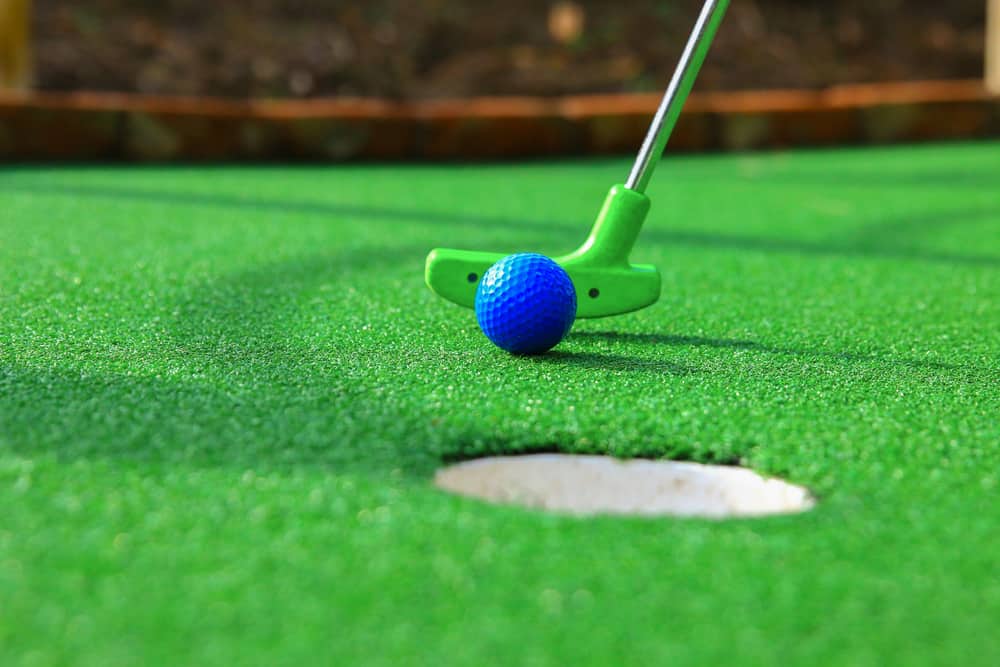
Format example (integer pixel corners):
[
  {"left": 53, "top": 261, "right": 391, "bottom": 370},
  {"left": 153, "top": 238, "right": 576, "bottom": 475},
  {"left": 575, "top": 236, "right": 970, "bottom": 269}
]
[
  {"left": 438, "top": 440, "right": 741, "bottom": 466},
  {"left": 535, "top": 350, "right": 695, "bottom": 376},
  {"left": 571, "top": 331, "right": 965, "bottom": 372},
  {"left": 0, "top": 244, "right": 452, "bottom": 477},
  {"left": 4, "top": 181, "right": 1000, "bottom": 268},
  {"left": 657, "top": 223, "right": 1000, "bottom": 268},
  {"left": 762, "top": 168, "right": 1000, "bottom": 191},
  {"left": 0, "top": 182, "right": 574, "bottom": 246}
]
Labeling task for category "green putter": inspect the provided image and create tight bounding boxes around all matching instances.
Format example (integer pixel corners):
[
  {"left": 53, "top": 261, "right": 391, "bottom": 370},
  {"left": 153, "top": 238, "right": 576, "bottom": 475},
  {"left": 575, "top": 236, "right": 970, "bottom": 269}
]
[
  {"left": 425, "top": 0, "right": 730, "bottom": 319},
  {"left": 426, "top": 185, "right": 656, "bottom": 319}
]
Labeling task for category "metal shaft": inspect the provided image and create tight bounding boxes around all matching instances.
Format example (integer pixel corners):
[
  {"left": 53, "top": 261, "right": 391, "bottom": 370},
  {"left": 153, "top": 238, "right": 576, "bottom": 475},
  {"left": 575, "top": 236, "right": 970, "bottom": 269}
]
[{"left": 625, "top": 0, "right": 730, "bottom": 193}]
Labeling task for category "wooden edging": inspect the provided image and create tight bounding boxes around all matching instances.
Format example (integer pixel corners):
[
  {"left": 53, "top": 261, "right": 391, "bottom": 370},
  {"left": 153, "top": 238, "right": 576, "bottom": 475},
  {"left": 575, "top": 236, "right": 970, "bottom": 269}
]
[{"left": 0, "top": 79, "right": 998, "bottom": 161}]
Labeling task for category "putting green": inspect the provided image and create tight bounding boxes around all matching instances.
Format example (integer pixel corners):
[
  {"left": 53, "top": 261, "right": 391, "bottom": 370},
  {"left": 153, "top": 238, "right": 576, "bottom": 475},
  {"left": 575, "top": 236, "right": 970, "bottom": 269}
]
[{"left": 2, "top": 142, "right": 999, "bottom": 666}]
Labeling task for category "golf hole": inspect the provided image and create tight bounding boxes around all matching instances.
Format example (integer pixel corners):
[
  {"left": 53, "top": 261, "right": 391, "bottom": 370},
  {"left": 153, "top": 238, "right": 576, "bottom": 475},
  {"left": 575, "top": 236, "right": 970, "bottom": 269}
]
[{"left": 435, "top": 454, "right": 815, "bottom": 519}]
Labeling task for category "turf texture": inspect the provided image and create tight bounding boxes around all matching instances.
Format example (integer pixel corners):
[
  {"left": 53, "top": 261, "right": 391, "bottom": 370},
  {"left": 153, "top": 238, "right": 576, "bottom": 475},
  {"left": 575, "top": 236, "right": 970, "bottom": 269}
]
[{"left": 1, "top": 142, "right": 999, "bottom": 666}]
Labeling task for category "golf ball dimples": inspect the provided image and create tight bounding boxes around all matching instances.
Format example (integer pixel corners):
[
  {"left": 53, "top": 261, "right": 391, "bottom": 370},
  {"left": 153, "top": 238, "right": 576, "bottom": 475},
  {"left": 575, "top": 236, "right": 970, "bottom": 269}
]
[{"left": 475, "top": 253, "right": 577, "bottom": 354}]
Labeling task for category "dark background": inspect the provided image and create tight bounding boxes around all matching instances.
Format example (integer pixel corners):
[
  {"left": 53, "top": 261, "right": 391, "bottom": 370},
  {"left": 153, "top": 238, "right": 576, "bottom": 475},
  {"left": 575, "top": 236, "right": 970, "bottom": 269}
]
[{"left": 33, "top": 0, "right": 987, "bottom": 99}]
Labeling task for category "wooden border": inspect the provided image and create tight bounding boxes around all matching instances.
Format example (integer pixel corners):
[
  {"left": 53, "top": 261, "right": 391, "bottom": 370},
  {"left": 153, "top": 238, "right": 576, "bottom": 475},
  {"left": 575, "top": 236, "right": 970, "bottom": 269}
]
[{"left": 0, "top": 80, "right": 997, "bottom": 161}]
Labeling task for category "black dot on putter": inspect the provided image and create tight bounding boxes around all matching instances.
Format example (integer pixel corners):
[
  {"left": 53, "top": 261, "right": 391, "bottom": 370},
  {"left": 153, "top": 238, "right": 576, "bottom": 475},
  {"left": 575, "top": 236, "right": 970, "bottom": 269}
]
[
  {"left": 588, "top": 288, "right": 600, "bottom": 299},
  {"left": 467, "top": 273, "right": 478, "bottom": 283}
]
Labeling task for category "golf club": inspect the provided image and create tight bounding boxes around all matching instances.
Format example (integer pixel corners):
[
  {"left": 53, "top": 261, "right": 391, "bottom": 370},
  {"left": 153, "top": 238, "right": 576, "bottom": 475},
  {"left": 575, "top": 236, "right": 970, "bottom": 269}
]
[{"left": 425, "top": 0, "right": 730, "bottom": 318}]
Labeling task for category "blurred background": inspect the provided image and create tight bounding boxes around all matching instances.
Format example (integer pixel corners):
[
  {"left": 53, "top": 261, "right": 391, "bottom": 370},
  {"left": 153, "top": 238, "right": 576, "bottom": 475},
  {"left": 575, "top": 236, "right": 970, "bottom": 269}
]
[{"left": 2, "top": 0, "right": 997, "bottom": 98}]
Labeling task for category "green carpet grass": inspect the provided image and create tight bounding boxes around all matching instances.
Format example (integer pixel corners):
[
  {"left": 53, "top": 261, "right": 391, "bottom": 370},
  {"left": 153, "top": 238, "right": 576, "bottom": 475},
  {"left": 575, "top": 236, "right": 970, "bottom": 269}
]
[{"left": 2, "top": 142, "right": 999, "bottom": 665}]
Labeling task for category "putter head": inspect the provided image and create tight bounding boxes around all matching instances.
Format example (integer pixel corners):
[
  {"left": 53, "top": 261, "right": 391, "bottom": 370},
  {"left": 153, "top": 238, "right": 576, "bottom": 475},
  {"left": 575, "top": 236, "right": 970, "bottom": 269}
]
[
  {"left": 425, "top": 184, "right": 661, "bottom": 319},
  {"left": 425, "top": 248, "right": 661, "bottom": 319},
  {"left": 555, "top": 260, "right": 661, "bottom": 319},
  {"left": 424, "top": 248, "right": 507, "bottom": 311}
]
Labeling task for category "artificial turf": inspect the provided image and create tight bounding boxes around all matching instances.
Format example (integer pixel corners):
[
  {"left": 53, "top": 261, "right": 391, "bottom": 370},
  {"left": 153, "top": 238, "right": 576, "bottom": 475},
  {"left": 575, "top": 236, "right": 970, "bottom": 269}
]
[{"left": 1, "top": 142, "right": 999, "bottom": 665}]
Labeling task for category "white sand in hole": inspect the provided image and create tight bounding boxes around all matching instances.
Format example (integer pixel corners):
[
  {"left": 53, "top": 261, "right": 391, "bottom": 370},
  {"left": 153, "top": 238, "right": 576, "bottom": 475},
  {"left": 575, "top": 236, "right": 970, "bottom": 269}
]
[{"left": 435, "top": 454, "right": 815, "bottom": 518}]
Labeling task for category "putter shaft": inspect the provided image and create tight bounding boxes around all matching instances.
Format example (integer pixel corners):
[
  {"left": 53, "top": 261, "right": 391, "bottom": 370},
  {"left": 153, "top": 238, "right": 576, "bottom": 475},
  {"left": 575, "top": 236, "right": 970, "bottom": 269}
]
[{"left": 626, "top": 0, "right": 730, "bottom": 194}]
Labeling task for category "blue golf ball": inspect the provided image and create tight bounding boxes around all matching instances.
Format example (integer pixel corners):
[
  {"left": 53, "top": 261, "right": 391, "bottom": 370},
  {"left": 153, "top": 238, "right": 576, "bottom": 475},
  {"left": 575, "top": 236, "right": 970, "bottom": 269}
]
[{"left": 475, "top": 253, "right": 577, "bottom": 355}]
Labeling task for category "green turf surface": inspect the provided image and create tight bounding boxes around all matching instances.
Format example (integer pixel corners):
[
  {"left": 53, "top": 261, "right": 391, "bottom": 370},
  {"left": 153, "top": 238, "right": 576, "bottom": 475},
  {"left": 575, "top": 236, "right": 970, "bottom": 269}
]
[{"left": 2, "top": 142, "right": 999, "bottom": 665}]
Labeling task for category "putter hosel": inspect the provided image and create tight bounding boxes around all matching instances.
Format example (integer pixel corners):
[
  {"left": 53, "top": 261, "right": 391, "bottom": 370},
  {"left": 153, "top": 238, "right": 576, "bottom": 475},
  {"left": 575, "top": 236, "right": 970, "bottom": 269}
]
[{"left": 560, "top": 185, "right": 650, "bottom": 267}]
